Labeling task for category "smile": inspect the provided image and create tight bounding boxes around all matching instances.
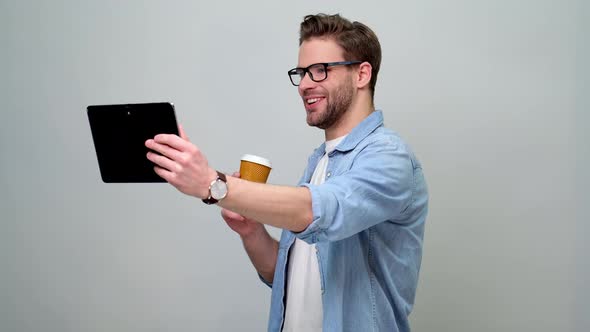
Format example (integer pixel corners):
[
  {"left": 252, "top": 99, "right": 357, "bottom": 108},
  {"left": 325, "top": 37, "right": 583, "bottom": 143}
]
[{"left": 306, "top": 97, "right": 324, "bottom": 104}]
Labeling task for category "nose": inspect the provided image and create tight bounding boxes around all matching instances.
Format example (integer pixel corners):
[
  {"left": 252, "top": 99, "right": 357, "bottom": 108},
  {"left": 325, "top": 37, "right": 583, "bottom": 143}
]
[{"left": 298, "top": 72, "right": 315, "bottom": 94}]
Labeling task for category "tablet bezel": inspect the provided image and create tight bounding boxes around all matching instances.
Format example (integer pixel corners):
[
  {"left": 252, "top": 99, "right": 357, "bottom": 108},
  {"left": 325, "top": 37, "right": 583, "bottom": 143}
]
[{"left": 87, "top": 102, "right": 179, "bottom": 183}]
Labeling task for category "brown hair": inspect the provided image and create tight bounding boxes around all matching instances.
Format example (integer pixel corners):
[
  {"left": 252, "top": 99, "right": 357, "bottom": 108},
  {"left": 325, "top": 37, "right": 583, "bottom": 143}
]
[{"left": 299, "top": 13, "right": 382, "bottom": 100}]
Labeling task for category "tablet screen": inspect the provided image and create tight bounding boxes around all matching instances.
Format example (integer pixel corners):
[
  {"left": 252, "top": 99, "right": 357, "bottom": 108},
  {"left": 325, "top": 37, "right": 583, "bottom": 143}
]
[{"left": 87, "top": 102, "right": 179, "bottom": 183}]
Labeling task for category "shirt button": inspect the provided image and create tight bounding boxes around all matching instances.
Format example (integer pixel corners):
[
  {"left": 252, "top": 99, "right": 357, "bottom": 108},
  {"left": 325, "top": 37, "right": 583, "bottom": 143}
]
[{"left": 327, "top": 172, "right": 331, "bottom": 177}]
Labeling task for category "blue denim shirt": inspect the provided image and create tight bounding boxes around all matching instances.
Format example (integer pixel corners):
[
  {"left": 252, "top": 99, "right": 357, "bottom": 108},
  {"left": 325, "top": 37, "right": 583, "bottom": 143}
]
[{"left": 263, "top": 111, "right": 428, "bottom": 332}]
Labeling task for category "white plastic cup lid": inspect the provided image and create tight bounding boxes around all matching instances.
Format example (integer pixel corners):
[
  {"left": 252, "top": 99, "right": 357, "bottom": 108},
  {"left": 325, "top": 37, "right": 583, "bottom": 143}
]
[{"left": 241, "top": 154, "right": 272, "bottom": 168}]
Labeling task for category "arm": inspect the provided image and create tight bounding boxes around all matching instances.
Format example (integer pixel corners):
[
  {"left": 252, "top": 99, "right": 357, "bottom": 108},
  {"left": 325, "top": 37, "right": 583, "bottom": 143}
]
[
  {"left": 295, "top": 138, "right": 416, "bottom": 243},
  {"left": 220, "top": 208, "right": 279, "bottom": 283},
  {"left": 145, "top": 132, "right": 313, "bottom": 232},
  {"left": 219, "top": 177, "right": 312, "bottom": 232}
]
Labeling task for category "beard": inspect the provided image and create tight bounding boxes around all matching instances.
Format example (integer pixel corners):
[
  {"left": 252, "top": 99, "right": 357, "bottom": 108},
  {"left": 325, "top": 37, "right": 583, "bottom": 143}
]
[{"left": 307, "top": 78, "right": 354, "bottom": 130}]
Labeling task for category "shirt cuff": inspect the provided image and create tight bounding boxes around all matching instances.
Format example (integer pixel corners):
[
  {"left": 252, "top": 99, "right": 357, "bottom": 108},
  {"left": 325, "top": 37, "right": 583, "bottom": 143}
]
[{"left": 294, "top": 183, "right": 324, "bottom": 243}]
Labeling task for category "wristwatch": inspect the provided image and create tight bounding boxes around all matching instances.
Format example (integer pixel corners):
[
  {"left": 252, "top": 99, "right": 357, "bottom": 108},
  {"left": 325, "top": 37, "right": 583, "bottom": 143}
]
[{"left": 202, "top": 171, "right": 228, "bottom": 205}]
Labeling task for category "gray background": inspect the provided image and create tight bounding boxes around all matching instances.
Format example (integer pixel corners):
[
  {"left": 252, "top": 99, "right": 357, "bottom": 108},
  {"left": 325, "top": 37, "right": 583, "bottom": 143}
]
[{"left": 1, "top": 0, "right": 588, "bottom": 331}]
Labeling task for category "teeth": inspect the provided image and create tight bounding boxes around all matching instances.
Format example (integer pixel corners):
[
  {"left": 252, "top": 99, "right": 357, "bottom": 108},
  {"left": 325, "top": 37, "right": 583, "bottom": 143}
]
[{"left": 307, "top": 98, "right": 321, "bottom": 104}]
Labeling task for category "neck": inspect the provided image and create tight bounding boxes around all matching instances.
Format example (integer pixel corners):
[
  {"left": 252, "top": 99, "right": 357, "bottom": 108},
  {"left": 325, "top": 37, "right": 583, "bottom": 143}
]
[{"left": 324, "top": 97, "right": 374, "bottom": 141}]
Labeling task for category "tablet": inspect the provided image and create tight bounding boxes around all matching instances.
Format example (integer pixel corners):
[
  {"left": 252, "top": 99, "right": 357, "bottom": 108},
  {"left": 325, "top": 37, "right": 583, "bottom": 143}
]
[{"left": 87, "top": 102, "right": 179, "bottom": 183}]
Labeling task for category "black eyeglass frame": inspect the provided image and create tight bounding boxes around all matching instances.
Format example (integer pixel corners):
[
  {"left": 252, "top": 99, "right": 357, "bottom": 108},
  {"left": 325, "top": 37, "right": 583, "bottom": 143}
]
[{"left": 287, "top": 61, "right": 363, "bottom": 86}]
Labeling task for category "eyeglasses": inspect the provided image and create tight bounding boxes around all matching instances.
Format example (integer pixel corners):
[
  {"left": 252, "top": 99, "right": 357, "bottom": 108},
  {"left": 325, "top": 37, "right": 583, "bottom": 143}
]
[{"left": 287, "top": 61, "right": 362, "bottom": 86}]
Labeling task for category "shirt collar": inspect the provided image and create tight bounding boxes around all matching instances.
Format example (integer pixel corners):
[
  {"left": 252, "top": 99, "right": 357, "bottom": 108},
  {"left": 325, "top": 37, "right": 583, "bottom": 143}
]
[
  {"left": 325, "top": 135, "right": 347, "bottom": 154},
  {"left": 334, "top": 110, "right": 384, "bottom": 152},
  {"left": 310, "top": 110, "right": 384, "bottom": 159}
]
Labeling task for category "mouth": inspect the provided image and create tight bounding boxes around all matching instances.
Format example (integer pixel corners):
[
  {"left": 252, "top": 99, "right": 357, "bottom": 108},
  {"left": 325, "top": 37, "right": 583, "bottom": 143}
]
[{"left": 304, "top": 96, "right": 326, "bottom": 109}]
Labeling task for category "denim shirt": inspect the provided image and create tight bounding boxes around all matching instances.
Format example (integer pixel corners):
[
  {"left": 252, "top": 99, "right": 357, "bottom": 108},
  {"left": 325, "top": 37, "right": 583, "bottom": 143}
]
[{"left": 263, "top": 111, "right": 428, "bottom": 332}]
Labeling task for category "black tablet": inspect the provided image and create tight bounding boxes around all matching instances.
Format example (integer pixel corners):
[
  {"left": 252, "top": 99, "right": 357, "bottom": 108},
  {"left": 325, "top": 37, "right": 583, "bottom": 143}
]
[{"left": 87, "top": 102, "right": 179, "bottom": 183}]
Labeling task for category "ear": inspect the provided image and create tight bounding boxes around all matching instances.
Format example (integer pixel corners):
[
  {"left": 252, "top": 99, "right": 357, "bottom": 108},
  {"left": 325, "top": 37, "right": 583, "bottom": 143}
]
[{"left": 355, "top": 62, "right": 372, "bottom": 90}]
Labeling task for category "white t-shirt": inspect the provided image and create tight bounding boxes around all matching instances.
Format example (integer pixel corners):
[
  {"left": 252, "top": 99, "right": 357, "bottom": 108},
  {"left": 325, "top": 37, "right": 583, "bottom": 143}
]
[{"left": 282, "top": 135, "right": 346, "bottom": 332}]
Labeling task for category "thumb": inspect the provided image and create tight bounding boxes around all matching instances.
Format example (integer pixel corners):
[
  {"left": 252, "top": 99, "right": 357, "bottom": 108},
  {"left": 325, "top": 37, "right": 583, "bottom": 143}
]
[
  {"left": 221, "top": 208, "right": 245, "bottom": 221},
  {"left": 178, "top": 123, "right": 190, "bottom": 141}
]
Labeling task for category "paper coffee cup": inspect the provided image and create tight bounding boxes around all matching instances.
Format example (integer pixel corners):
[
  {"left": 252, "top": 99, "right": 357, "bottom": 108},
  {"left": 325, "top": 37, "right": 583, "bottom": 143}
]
[{"left": 240, "top": 154, "right": 272, "bottom": 183}]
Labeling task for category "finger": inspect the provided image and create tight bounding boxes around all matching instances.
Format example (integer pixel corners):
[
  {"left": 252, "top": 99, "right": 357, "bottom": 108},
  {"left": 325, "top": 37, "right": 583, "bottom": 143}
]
[
  {"left": 145, "top": 139, "right": 182, "bottom": 161},
  {"left": 231, "top": 171, "right": 241, "bottom": 178},
  {"left": 147, "top": 151, "right": 179, "bottom": 172},
  {"left": 221, "top": 208, "right": 245, "bottom": 221},
  {"left": 178, "top": 124, "right": 190, "bottom": 141},
  {"left": 221, "top": 209, "right": 244, "bottom": 220},
  {"left": 153, "top": 165, "right": 174, "bottom": 182},
  {"left": 153, "top": 134, "right": 193, "bottom": 152}
]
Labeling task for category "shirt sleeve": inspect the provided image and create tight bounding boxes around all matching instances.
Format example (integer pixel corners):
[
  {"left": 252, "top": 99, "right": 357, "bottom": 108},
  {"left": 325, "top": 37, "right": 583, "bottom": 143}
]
[{"left": 296, "top": 136, "right": 414, "bottom": 243}]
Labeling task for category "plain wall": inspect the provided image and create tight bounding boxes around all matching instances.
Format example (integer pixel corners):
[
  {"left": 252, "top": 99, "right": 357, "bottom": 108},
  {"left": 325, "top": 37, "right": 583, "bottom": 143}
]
[{"left": 1, "top": 1, "right": 587, "bottom": 331}]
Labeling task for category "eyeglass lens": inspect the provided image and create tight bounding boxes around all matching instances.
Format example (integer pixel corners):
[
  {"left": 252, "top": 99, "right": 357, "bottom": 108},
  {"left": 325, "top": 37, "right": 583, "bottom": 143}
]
[{"left": 290, "top": 64, "right": 327, "bottom": 85}]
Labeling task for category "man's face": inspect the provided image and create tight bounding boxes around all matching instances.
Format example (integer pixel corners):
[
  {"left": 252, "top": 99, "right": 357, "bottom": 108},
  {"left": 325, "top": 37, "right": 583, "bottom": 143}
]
[{"left": 297, "top": 38, "right": 356, "bottom": 130}]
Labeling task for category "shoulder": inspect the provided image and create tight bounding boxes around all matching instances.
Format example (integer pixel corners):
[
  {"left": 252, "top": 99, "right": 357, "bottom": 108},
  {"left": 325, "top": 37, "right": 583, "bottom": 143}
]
[
  {"left": 358, "top": 126, "right": 422, "bottom": 168},
  {"left": 362, "top": 126, "right": 407, "bottom": 152}
]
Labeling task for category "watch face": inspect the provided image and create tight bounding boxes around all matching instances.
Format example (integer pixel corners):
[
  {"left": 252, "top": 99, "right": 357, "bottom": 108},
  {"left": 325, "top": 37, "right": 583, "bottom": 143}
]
[{"left": 210, "top": 179, "right": 228, "bottom": 200}]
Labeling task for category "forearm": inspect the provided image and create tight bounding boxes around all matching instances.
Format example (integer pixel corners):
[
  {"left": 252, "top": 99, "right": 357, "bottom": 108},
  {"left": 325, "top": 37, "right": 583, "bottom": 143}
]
[
  {"left": 218, "top": 177, "right": 313, "bottom": 232},
  {"left": 241, "top": 226, "right": 279, "bottom": 283},
  {"left": 144, "top": 136, "right": 312, "bottom": 231}
]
